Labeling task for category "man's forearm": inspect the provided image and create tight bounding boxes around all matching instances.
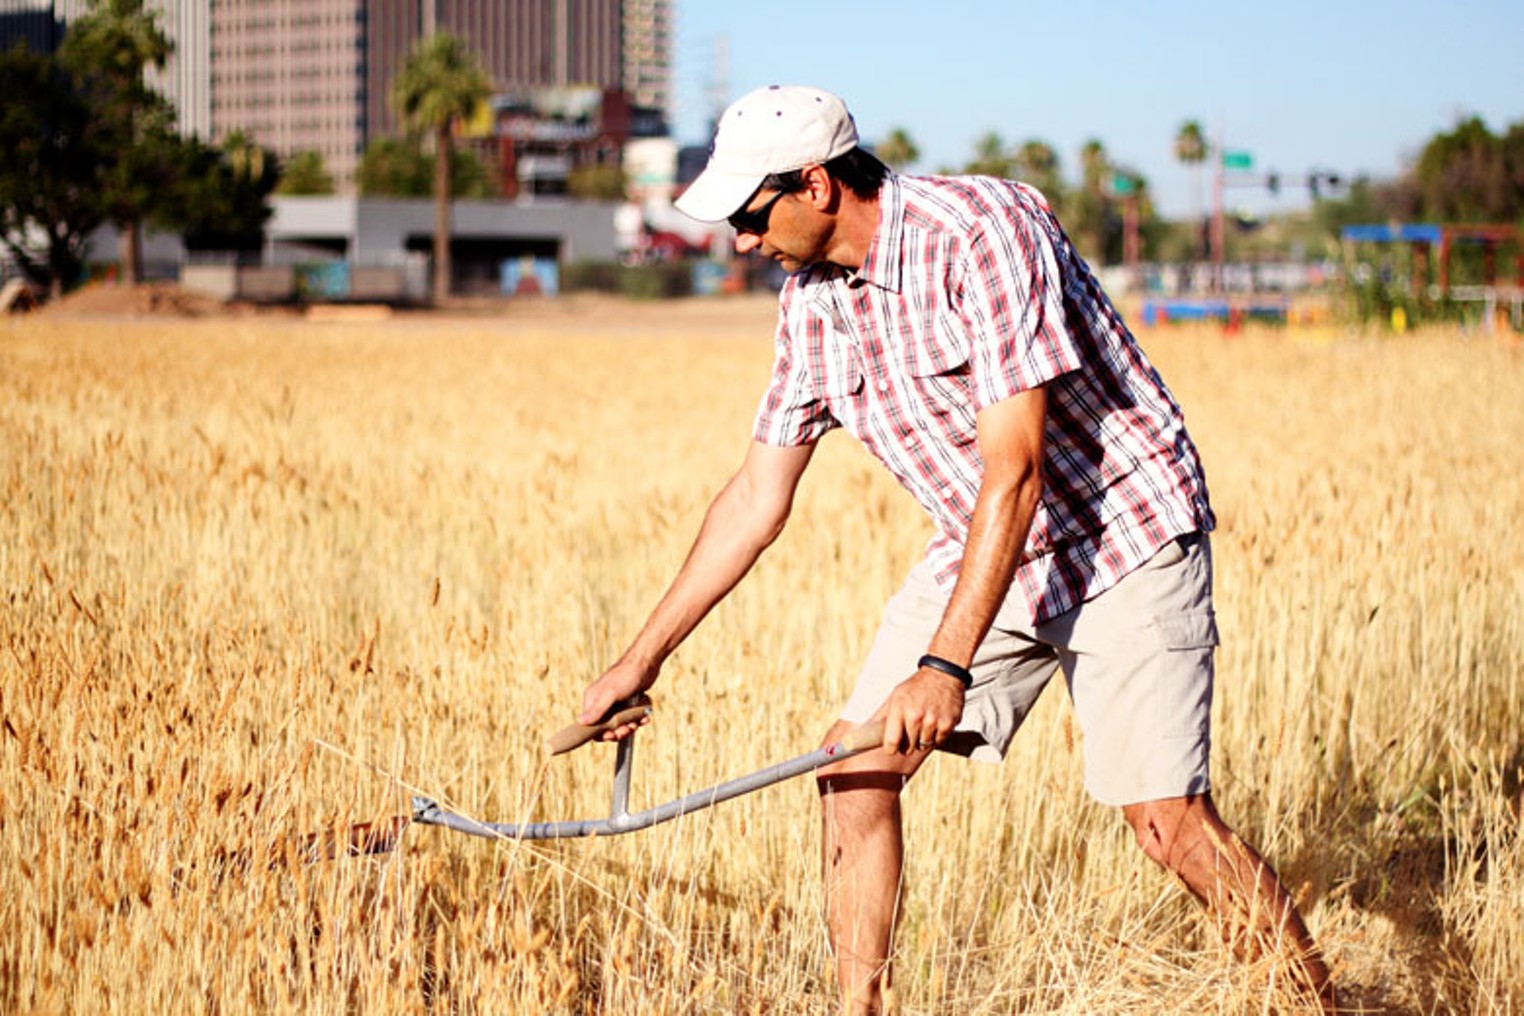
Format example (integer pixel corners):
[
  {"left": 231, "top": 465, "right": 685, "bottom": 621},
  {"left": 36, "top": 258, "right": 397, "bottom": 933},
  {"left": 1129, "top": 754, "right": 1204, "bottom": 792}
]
[
  {"left": 925, "top": 467, "right": 1041, "bottom": 666},
  {"left": 924, "top": 385, "right": 1049, "bottom": 668},
  {"left": 617, "top": 473, "right": 787, "bottom": 670}
]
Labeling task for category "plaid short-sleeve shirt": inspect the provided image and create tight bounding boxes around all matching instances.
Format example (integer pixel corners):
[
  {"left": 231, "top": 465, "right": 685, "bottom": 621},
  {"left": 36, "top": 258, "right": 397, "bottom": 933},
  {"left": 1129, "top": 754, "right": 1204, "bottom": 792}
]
[{"left": 753, "top": 173, "right": 1214, "bottom": 623}]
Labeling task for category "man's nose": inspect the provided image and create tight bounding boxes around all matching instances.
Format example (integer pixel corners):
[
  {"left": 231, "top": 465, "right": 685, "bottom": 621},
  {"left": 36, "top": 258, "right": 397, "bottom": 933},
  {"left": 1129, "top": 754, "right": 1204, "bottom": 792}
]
[{"left": 733, "top": 231, "right": 762, "bottom": 255}]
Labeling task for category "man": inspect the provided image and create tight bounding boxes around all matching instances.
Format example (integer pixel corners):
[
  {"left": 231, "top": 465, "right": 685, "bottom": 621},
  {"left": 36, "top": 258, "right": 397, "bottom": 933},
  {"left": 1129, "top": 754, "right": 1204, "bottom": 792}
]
[{"left": 579, "top": 85, "right": 1333, "bottom": 1014}]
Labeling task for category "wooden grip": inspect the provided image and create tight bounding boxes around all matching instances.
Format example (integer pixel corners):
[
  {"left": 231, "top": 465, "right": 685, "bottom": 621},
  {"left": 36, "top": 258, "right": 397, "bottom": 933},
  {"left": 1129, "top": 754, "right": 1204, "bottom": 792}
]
[
  {"left": 838, "top": 720, "right": 885, "bottom": 754},
  {"left": 545, "top": 695, "right": 653, "bottom": 756}
]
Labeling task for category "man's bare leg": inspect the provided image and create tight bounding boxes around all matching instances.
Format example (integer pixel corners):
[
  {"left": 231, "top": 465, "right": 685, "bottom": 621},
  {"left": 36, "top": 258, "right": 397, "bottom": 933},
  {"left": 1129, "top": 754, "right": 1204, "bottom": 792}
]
[
  {"left": 816, "top": 720, "right": 930, "bottom": 1016},
  {"left": 1123, "top": 793, "right": 1336, "bottom": 1012}
]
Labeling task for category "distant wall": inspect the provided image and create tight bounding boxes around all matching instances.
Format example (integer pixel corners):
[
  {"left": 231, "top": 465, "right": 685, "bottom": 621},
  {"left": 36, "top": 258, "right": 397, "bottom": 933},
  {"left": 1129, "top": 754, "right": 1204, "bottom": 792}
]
[{"left": 181, "top": 265, "right": 295, "bottom": 302}]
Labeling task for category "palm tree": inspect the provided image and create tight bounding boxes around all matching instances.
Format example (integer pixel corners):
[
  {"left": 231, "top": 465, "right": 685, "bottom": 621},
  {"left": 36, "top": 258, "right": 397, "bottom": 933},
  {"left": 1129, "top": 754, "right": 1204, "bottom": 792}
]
[
  {"left": 876, "top": 127, "right": 920, "bottom": 170},
  {"left": 1080, "top": 139, "right": 1110, "bottom": 193},
  {"left": 965, "top": 131, "right": 1015, "bottom": 178},
  {"left": 1014, "top": 139, "right": 1063, "bottom": 211},
  {"left": 1068, "top": 139, "right": 1115, "bottom": 262},
  {"left": 1173, "top": 120, "right": 1208, "bottom": 257},
  {"left": 393, "top": 32, "right": 491, "bottom": 302}
]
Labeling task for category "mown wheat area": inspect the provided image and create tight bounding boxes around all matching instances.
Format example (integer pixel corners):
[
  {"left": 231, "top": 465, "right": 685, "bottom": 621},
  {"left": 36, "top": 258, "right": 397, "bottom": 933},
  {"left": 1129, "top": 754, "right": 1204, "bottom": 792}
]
[{"left": 2, "top": 302, "right": 1521, "bottom": 1015}]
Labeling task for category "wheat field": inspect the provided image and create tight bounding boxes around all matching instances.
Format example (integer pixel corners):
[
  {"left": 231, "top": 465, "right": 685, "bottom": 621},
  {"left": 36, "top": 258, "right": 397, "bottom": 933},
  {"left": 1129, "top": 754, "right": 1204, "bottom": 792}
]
[{"left": 1, "top": 298, "right": 1520, "bottom": 1014}]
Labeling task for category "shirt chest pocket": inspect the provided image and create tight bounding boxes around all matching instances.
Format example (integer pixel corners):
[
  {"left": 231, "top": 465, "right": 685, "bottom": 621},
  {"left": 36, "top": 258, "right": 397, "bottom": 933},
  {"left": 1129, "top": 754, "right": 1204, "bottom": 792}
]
[
  {"left": 814, "top": 350, "right": 864, "bottom": 411},
  {"left": 901, "top": 320, "right": 975, "bottom": 436}
]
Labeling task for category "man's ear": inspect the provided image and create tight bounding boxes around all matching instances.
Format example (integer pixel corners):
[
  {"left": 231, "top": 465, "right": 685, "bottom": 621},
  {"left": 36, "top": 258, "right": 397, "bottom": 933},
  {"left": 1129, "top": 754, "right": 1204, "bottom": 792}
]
[{"left": 802, "top": 164, "right": 838, "bottom": 211}]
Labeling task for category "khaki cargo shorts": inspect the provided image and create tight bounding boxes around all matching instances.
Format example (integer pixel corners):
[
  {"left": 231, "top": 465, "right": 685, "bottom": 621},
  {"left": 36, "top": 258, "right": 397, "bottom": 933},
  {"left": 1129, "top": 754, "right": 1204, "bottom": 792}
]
[{"left": 840, "top": 533, "right": 1217, "bottom": 806}]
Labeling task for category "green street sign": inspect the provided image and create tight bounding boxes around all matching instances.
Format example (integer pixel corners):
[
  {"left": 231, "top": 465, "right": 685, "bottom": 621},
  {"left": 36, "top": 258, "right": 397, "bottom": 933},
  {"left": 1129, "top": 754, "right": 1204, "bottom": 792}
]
[
  {"left": 1222, "top": 150, "right": 1254, "bottom": 171},
  {"left": 1111, "top": 173, "right": 1137, "bottom": 196}
]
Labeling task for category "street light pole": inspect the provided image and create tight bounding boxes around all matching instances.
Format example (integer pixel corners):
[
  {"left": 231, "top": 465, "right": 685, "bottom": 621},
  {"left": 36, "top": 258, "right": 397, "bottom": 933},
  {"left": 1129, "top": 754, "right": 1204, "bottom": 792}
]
[{"left": 1211, "top": 124, "right": 1226, "bottom": 294}]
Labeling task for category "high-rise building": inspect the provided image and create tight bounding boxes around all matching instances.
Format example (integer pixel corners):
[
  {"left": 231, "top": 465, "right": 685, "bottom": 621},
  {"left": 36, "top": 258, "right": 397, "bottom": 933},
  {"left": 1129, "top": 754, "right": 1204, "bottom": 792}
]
[
  {"left": 214, "top": 0, "right": 670, "bottom": 192},
  {"left": 0, "top": 0, "right": 72, "bottom": 53},
  {"left": 148, "top": 1, "right": 211, "bottom": 137},
  {"left": 622, "top": 0, "right": 670, "bottom": 113},
  {"left": 2, "top": 0, "right": 673, "bottom": 194},
  {"left": 209, "top": 1, "right": 368, "bottom": 186},
  {"left": 364, "top": 0, "right": 638, "bottom": 140}
]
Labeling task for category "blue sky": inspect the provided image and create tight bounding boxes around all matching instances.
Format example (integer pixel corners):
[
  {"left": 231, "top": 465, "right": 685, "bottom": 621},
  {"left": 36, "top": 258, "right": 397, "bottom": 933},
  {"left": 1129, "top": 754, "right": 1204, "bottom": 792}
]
[{"left": 670, "top": 0, "right": 1523, "bottom": 219}]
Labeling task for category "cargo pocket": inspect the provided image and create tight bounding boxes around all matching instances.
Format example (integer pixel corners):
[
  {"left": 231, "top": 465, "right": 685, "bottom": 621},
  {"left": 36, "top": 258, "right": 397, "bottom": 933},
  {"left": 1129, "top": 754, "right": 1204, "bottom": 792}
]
[
  {"left": 1143, "top": 535, "right": 1189, "bottom": 571},
  {"left": 1153, "top": 610, "right": 1217, "bottom": 738}
]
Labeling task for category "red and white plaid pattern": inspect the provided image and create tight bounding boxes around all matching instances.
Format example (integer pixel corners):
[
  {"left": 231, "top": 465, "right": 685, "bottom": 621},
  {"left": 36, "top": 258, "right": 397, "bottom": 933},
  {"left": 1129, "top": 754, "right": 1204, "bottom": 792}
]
[{"left": 754, "top": 173, "right": 1214, "bottom": 622}]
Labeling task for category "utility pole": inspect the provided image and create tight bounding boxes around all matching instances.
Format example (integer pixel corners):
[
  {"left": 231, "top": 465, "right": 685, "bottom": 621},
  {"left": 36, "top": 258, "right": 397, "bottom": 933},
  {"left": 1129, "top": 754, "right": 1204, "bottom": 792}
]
[
  {"left": 1211, "top": 124, "right": 1225, "bottom": 294},
  {"left": 1111, "top": 172, "right": 1141, "bottom": 293}
]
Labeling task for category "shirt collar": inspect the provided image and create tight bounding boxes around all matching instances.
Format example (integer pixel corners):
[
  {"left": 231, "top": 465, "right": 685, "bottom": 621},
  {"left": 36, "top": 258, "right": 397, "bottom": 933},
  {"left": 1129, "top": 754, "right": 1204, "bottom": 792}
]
[{"left": 848, "top": 172, "right": 904, "bottom": 293}]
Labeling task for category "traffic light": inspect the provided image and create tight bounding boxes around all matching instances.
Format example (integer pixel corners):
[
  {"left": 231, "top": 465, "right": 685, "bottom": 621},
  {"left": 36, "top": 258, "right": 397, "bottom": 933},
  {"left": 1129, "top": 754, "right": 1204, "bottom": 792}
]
[
  {"left": 1267, "top": 172, "right": 1280, "bottom": 196},
  {"left": 1306, "top": 171, "right": 1343, "bottom": 200}
]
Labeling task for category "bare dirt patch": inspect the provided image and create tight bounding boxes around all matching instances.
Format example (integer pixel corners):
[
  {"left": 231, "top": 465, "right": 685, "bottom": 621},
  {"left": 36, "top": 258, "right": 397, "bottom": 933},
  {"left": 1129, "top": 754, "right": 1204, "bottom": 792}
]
[{"left": 39, "top": 281, "right": 294, "bottom": 320}]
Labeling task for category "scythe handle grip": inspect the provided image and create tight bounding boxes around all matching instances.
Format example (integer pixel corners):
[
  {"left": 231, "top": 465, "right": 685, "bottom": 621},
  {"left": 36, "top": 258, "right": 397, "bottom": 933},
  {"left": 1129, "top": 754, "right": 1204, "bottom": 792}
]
[
  {"left": 839, "top": 720, "right": 886, "bottom": 754},
  {"left": 545, "top": 695, "right": 653, "bottom": 756}
]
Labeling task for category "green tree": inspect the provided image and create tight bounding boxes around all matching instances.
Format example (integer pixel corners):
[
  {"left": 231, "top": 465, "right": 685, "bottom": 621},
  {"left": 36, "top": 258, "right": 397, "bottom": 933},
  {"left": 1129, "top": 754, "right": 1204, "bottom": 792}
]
[
  {"left": 1080, "top": 139, "right": 1110, "bottom": 193},
  {"left": 58, "top": 0, "right": 173, "bottom": 285},
  {"left": 165, "top": 132, "right": 278, "bottom": 252},
  {"left": 356, "top": 137, "right": 433, "bottom": 197},
  {"left": 0, "top": 45, "right": 107, "bottom": 298},
  {"left": 355, "top": 136, "right": 492, "bottom": 200},
  {"left": 1413, "top": 116, "right": 1519, "bottom": 222},
  {"left": 876, "top": 127, "right": 920, "bottom": 170},
  {"left": 277, "top": 151, "right": 335, "bottom": 196},
  {"left": 1013, "top": 139, "right": 1063, "bottom": 212},
  {"left": 1173, "top": 120, "right": 1208, "bottom": 256},
  {"left": 964, "top": 131, "right": 1015, "bottom": 178},
  {"left": 1503, "top": 122, "right": 1524, "bottom": 214},
  {"left": 392, "top": 32, "right": 492, "bottom": 300}
]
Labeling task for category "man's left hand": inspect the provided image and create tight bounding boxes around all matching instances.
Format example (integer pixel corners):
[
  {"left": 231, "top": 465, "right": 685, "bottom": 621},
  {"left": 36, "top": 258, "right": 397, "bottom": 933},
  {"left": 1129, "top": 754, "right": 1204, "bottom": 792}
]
[{"left": 879, "top": 667, "right": 966, "bottom": 754}]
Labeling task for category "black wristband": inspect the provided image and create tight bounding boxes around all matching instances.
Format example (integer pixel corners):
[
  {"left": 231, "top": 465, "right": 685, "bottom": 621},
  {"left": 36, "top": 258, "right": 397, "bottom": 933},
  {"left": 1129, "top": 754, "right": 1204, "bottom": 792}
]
[{"left": 917, "top": 653, "right": 973, "bottom": 688}]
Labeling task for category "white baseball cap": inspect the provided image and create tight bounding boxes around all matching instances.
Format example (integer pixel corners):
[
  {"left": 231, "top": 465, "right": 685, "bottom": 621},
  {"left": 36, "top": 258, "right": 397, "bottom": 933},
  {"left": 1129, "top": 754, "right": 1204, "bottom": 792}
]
[{"left": 675, "top": 85, "right": 859, "bottom": 223}]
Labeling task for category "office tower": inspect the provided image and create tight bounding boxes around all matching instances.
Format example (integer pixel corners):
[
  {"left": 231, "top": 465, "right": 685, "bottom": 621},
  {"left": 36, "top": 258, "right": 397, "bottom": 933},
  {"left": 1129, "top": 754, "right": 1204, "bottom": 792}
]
[
  {"left": 209, "top": 1, "right": 367, "bottom": 186},
  {"left": 4, "top": 0, "right": 674, "bottom": 194}
]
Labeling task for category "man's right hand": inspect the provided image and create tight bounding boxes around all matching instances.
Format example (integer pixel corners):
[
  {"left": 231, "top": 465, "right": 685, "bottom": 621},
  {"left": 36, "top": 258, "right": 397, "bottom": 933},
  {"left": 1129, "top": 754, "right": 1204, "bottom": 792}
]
[{"left": 577, "top": 659, "right": 658, "bottom": 741}]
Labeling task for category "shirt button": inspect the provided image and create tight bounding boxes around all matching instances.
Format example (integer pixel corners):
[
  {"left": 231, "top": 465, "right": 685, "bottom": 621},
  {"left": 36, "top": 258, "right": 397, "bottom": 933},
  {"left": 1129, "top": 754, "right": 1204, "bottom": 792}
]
[
  {"left": 940, "top": 485, "right": 955, "bottom": 498},
  {"left": 876, "top": 380, "right": 890, "bottom": 392}
]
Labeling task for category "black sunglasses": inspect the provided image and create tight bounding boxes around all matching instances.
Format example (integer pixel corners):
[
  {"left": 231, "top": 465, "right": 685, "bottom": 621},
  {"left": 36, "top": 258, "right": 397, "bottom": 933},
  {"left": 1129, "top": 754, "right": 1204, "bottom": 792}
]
[{"left": 728, "top": 189, "right": 787, "bottom": 234}]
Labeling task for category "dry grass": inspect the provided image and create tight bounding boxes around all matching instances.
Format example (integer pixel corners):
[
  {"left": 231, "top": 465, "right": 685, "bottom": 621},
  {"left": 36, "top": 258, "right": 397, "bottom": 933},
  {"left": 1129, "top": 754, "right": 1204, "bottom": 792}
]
[{"left": 1, "top": 299, "right": 1520, "bottom": 1014}]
